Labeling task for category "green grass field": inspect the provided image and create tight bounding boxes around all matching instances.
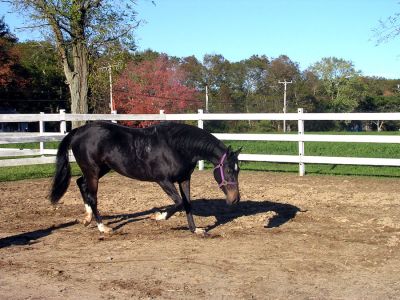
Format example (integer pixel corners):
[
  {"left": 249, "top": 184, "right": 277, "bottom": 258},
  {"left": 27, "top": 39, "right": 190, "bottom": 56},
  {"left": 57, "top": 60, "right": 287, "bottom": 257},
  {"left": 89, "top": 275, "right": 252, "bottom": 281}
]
[
  {"left": 1, "top": 132, "right": 400, "bottom": 181},
  {"left": 222, "top": 139, "right": 400, "bottom": 177},
  {"left": 0, "top": 163, "right": 82, "bottom": 182}
]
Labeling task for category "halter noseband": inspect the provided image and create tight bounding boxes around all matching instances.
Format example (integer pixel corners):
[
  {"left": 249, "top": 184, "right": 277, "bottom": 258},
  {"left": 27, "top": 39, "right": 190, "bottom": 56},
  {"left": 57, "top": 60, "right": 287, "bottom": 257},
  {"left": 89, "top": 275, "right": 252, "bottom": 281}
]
[{"left": 214, "top": 152, "right": 237, "bottom": 188}]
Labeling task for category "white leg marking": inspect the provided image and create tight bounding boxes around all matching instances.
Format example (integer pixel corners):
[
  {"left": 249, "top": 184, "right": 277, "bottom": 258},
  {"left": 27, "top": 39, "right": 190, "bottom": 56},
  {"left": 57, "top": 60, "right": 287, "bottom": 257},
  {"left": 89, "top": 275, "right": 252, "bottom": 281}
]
[
  {"left": 82, "top": 204, "right": 93, "bottom": 226},
  {"left": 85, "top": 204, "right": 93, "bottom": 215},
  {"left": 154, "top": 211, "right": 168, "bottom": 221}
]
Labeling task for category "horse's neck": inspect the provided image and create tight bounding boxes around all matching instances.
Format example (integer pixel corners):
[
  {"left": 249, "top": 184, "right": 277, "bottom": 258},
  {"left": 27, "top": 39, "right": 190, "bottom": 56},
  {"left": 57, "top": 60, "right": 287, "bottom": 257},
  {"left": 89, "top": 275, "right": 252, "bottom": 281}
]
[
  {"left": 194, "top": 140, "right": 226, "bottom": 166},
  {"left": 166, "top": 125, "right": 226, "bottom": 165}
]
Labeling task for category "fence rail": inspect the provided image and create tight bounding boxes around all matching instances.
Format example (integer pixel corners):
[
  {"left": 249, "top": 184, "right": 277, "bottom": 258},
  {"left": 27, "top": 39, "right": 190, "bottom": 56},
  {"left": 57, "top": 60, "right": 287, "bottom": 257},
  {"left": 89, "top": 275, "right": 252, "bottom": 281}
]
[
  {"left": 3, "top": 111, "right": 400, "bottom": 122},
  {"left": 1, "top": 109, "right": 400, "bottom": 175}
]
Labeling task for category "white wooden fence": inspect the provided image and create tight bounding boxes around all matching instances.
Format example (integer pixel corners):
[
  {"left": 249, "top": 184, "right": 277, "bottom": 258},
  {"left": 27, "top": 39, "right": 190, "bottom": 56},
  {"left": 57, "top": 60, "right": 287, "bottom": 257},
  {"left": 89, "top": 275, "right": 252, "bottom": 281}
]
[{"left": 1, "top": 108, "right": 400, "bottom": 176}]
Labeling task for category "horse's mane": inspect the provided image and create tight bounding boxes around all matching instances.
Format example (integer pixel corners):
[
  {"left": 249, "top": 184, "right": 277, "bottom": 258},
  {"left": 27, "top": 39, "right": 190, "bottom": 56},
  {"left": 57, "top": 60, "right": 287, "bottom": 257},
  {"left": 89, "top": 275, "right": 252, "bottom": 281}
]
[{"left": 155, "top": 122, "right": 225, "bottom": 157}]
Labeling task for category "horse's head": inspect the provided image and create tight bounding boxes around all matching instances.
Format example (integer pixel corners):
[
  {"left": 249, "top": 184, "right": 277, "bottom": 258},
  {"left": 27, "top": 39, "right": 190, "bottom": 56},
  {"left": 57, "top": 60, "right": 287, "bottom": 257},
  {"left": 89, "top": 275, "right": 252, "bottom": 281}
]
[{"left": 213, "top": 146, "right": 242, "bottom": 205}]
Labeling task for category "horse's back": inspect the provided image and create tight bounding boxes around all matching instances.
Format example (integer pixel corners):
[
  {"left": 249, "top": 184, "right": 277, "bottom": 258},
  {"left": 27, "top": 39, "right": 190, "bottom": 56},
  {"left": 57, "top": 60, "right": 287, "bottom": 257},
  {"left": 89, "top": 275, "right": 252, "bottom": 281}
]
[
  {"left": 69, "top": 121, "right": 221, "bottom": 182},
  {"left": 71, "top": 122, "right": 130, "bottom": 151},
  {"left": 70, "top": 122, "right": 190, "bottom": 181},
  {"left": 70, "top": 122, "right": 138, "bottom": 169}
]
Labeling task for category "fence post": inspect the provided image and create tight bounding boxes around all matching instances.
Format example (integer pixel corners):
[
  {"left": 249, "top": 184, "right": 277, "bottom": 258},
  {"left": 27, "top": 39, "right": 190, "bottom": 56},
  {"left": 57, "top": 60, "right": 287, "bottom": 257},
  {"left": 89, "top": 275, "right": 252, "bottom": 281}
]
[
  {"left": 298, "top": 108, "right": 305, "bottom": 176},
  {"left": 59, "top": 109, "right": 66, "bottom": 134},
  {"left": 111, "top": 110, "right": 117, "bottom": 123},
  {"left": 39, "top": 112, "right": 44, "bottom": 156},
  {"left": 198, "top": 109, "right": 204, "bottom": 170},
  {"left": 159, "top": 110, "right": 165, "bottom": 124}
]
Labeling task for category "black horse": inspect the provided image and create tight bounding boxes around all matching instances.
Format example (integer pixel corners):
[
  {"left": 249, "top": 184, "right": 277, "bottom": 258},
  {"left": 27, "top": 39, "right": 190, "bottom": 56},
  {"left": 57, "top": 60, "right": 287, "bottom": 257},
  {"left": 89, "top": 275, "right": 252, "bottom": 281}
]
[{"left": 50, "top": 121, "right": 241, "bottom": 235}]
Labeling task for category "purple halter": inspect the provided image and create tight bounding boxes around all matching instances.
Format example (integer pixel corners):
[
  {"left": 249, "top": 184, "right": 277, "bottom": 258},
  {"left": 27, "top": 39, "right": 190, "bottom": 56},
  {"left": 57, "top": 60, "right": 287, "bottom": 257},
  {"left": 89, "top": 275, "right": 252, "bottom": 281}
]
[{"left": 214, "top": 152, "right": 237, "bottom": 188}]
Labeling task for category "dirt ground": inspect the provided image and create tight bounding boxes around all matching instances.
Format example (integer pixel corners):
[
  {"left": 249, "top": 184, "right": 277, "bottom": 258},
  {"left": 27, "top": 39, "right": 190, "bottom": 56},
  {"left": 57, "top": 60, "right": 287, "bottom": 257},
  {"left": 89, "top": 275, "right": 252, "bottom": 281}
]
[{"left": 1, "top": 170, "right": 400, "bottom": 299}]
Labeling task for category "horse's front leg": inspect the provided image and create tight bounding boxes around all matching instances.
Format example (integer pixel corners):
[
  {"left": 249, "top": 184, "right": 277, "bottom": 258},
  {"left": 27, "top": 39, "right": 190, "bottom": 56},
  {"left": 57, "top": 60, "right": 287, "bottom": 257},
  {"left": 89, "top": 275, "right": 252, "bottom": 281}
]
[
  {"left": 179, "top": 179, "right": 205, "bottom": 235},
  {"left": 155, "top": 180, "right": 201, "bottom": 234},
  {"left": 155, "top": 180, "right": 184, "bottom": 220}
]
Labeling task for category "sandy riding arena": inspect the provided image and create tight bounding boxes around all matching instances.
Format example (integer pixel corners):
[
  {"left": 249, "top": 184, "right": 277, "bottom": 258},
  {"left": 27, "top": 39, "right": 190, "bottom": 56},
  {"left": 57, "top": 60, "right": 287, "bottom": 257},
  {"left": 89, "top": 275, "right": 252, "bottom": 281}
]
[{"left": 1, "top": 170, "right": 400, "bottom": 299}]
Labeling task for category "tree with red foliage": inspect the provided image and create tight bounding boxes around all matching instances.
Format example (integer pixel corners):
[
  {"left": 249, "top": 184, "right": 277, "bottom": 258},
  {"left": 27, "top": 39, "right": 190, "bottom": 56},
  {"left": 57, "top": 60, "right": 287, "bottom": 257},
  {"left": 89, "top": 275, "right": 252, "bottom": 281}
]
[
  {"left": 114, "top": 55, "right": 200, "bottom": 127},
  {"left": 0, "top": 17, "right": 22, "bottom": 88},
  {"left": 0, "top": 17, "right": 29, "bottom": 108}
]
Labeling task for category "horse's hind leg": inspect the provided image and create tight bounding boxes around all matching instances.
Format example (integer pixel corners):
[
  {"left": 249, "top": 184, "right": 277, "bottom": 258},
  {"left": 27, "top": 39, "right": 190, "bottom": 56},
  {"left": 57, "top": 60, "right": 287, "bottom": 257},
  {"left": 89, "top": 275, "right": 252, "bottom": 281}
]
[
  {"left": 77, "top": 176, "right": 94, "bottom": 226},
  {"left": 76, "top": 166, "right": 112, "bottom": 233}
]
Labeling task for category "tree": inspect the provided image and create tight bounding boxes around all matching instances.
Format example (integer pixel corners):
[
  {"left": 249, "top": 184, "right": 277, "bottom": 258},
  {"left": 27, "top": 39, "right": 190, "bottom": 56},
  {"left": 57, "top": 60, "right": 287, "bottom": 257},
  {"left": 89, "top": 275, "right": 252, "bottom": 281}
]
[
  {"left": 373, "top": 4, "right": 400, "bottom": 44},
  {"left": 113, "top": 55, "right": 200, "bottom": 127},
  {"left": 309, "top": 57, "right": 364, "bottom": 112},
  {"left": 0, "top": 16, "right": 17, "bottom": 42},
  {"left": 0, "top": 17, "right": 29, "bottom": 108},
  {"left": 236, "top": 55, "right": 269, "bottom": 117},
  {"left": 241, "top": 55, "right": 269, "bottom": 95},
  {"left": 202, "top": 54, "right": 252, "bottom": 113},
  {"left": 16, "top": 41, "right": 67, "bottom": 103},
  {"left": 1, "top": 36, "right": 70, "bottom": 113},
  {"left": 0, "top": 17, "right": 20, "bottom": 87},
  {"left": 266, "top": 55, "right": 301, "bottom": 113},
  {"left": 88, "top": 43, "right": 133, "bottom": 113},
  {"left": 180, "top": 55, "right": 206, "bottom": 91},
  {"left": 8, "top": 0, "right": 139, "bottom": 126}
]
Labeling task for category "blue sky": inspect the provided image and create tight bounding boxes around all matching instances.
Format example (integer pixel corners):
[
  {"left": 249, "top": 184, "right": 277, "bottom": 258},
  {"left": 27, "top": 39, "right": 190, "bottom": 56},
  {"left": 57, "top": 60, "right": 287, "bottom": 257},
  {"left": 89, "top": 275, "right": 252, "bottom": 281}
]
[{"left": 1, "top": 0, "right": 399, "bottom": 78}]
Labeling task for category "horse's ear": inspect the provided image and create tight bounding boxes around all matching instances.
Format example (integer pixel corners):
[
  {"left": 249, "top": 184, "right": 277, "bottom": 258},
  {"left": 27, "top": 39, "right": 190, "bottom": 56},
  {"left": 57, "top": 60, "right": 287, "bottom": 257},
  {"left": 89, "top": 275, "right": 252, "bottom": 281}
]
[
  {"left": 234, "top": 147, "right": 243, "bottom": 156},
  {"left": 227, "top": 145, "right": 232, "bottom": 154}
]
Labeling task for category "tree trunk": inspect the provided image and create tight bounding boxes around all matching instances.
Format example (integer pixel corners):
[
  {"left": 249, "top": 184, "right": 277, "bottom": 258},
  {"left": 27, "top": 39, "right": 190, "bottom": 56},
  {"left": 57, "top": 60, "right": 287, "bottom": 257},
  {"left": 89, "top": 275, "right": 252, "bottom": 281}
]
[
  {"left": 68, "top": 42, "right": 89, "bottom": 128},
  {"left": 33, "top": 2, "right": 91, "bottom": 129}
]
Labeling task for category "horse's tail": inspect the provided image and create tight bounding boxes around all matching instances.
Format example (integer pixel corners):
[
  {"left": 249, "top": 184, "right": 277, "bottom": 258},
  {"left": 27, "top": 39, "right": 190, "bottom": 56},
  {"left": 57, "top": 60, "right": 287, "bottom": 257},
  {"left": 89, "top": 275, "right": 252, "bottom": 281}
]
[{"left": 50, "top": 128, "right": 79, "bottom": 204}]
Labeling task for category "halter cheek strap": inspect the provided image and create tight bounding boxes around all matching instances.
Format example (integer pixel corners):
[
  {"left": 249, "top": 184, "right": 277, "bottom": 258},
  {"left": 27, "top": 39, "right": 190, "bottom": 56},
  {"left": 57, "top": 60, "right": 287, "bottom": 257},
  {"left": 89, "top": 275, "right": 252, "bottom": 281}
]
[{"left": 214, "top": 152, "right": 237, "bottom": 188}]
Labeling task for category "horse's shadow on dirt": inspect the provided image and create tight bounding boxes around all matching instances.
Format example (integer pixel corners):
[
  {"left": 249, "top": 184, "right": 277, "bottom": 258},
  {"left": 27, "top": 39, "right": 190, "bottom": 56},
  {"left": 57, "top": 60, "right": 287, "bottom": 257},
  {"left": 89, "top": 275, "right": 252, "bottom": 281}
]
[
  {"left": 0, "top": 199, "right": 301, "bottom": 248},
  {"left": 192, "top": 199, "right": 301, "bottom": 231},
  {"left": 0, "top": 221, "right": 78, "bottom": 249},
  {"left": 105, "top": 199, "right": 302, "bottom": 232}
]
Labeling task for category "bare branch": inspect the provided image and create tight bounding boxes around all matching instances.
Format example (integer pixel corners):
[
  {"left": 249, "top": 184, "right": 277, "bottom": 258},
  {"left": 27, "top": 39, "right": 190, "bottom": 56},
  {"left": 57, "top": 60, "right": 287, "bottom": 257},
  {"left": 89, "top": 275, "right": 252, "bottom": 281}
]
[
  {"left": 100, "top": 21, "right": 141, "bottom": 45},
  {"left": 373, "top": 9, "right": 400, "bottom": 45},
  {"left": 14, "top": 23, "right": 49, "bottom": 30}
]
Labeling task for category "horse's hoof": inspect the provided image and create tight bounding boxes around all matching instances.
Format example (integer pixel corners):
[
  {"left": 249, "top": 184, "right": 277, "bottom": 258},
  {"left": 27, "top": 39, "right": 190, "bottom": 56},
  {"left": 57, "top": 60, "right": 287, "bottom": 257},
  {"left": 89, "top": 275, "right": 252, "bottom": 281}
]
[
  {"left": 98, "top": 223, "right": 113, "bottom": 234},
  {"left": 103, "top": 226, "right": 114, "bottom": 234},
  {"left": 152, "top": 211, "right": 168, "bottom": 221},
  {"left": 81, "top": 218, "right": 92, "bottom": 227},
  {"left": 194, "top": 228, "right": 208, "bottom": 236}
]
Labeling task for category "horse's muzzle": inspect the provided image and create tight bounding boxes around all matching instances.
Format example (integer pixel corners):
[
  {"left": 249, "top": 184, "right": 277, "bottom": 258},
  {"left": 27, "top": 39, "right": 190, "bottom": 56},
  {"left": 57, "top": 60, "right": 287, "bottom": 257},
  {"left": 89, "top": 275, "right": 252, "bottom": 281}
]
[{"left": 226, "top": 187, "right": 240, "bottom": 205}]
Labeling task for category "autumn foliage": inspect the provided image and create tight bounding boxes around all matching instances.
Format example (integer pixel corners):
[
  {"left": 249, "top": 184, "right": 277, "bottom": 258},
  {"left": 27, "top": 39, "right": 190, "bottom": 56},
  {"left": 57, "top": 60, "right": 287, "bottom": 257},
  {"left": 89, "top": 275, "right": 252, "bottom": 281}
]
[
  {"left": 114, "top": 55, "right": 200, "bottom": 126},
  {"left": 0, "top": 39, "right": 19, "bottom": 86},
  {"left": 0, "top": 19, "right": 26, "bottom": 90}
]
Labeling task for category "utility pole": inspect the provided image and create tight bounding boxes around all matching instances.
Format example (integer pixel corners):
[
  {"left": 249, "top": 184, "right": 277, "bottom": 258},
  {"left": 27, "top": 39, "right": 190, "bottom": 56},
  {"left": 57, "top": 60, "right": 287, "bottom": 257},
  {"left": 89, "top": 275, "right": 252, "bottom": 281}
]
[
  {"left": 205, "top": 85, "right": 209, "bottom": 112},
  {"left": 278, "top": 80, "right": 292, "bottom": 132},
  {"left": 100, "top": 63, "right": 120, "bottom": 113}
]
